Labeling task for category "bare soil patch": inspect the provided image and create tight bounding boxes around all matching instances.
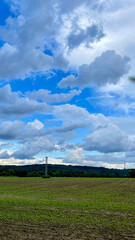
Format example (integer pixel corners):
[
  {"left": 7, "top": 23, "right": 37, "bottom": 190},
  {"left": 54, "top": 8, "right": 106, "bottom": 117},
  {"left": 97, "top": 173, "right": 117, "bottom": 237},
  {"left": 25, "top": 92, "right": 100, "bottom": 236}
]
[{"left": 0, "top": 221, "right": 134, "bottom": 240}]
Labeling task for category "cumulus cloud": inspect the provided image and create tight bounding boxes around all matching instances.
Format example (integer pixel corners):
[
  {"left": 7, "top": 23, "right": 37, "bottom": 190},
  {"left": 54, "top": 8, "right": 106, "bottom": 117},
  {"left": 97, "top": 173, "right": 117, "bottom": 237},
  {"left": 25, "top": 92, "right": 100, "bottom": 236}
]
[
  {"left": 0, "top": 85, "right": 49, "bottom": 118},
  {"left": 51, "top": 105, "right": 135, "bottom": 155},
  {"left": 0, "top": 121, "right": 24, "bottom": 140},
  {"left": 0, "top": 103, "right": 90, "bottom": 145},
  {"left": 26, "top": 89, "right": 81, "bottom": 103},
  {"left": 27, "top": 119, "right": 44, "bottom": 130},
  {"left": 0, "top": 119, "right": 46, "bottom": 142},
  {"left": 0, "top": 1, "right": 62, "bottom": 80},
  {"left": 63, "top": 147, "right": 84, "bottom": 164},
  {"left": 82, "top": 114, "right": 135, "bottom": 154},
  {"left": 67, "top": 24, "right": 105, "bottom": 50},
  {"left": 0, "top": 106, "right": 135, "bottom": 162},
  {"left": 83, "top": 124, "right": 129, "bottom": 153},
  {"left": 52, "top": 104, "right": 90, "bottom": 122},
  {"left": 0, "top": 84, "right": 18, "bottom": 102},
  {"left": 0, "top": 114, "right": 86, "bottom": 159},
  {"left": 0, "top": 43, "right": 53, "bottom": 80},
  {"left": 0, "top": 99, "right": 48, "bottom": 119},
  {"left": 0, "top": 98, "right": 134, "bottom": 161},
  {"left": 12, "top": 136, "right": 57, "bottom": 159},
  {"left": 58, "top": 50, "right": 130, "bottom": 88},
  {"left": 0, "top": 0, "right": 108, "bottom": 80},
  {"left": 0, "top": 85, "right": 82, "bottom": 119},
  {"left": 54, "top": 122, "right": 88, "bottom": 133}
]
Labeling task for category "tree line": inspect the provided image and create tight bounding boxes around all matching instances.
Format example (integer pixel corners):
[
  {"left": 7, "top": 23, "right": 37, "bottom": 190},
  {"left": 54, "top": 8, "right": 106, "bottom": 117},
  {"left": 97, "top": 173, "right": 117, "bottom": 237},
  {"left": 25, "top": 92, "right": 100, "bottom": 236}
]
[{"left": 0, "top": 164, "right": 134, "bottom": 177}]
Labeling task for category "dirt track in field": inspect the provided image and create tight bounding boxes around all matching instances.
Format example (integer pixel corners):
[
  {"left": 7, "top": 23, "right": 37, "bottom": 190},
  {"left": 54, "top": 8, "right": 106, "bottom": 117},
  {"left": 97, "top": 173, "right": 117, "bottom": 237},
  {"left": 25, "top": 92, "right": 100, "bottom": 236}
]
[{"left": 0, "top": 222, "right": 134, "bottom": 240}]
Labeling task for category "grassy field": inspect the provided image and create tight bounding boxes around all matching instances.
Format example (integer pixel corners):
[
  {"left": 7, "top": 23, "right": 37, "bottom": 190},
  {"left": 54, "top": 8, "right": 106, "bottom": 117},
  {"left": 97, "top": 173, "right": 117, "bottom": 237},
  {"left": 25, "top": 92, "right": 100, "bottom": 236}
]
[{"left": 0, "top": 177, "right": 134, "bottom": 240}]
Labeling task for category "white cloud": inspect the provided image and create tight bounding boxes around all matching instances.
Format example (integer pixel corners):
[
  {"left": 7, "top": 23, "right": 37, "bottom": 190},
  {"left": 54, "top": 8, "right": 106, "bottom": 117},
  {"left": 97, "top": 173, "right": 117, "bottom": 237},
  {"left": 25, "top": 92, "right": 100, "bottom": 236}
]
[
  {"left": 67, "top": 24, "right": 105, "bottom": 50},
  {"left": 0, "top": 0, "right": 108, "bottom": 81},
  {"left": 12, "top": 136, "right": 57, "bottom": 159},
  {"left": 0, "top": 85, "right": 49, "bottom": 118},
  {"left": 58, "top": 50, "right": 130, "bottom": 88},
  {"left": 52, "top": 104, "right": 90, "bottom": 122},
  {"left": 0, "top": 85, "right": 81, "bottom": 119},
  {"left": 0, "top": 120, "right": 24, "bottom": 140},
  {"left": 83, "top": 123, "right": 129, "bottom": 153},
  {"left": 27, "top": 119, "right": 44, "bottom": 130},
  {"left": 26, "top": 89, "right": 81, "bottom": 103},
  {"left": 0, "top": 98, "right": 48, "bottom": 119},
  {"left": 0, "top": 43, "right": 53, "bottom": 80},
  {"left": 63, "top": 147, "right": 84, "bottom": 164}
]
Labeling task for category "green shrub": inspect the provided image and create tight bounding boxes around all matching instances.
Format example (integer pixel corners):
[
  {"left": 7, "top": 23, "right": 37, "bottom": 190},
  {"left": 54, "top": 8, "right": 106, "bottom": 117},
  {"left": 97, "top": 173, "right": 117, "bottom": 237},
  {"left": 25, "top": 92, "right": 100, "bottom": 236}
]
[{"left": 42, "top": 175, "right": 50, "bottom": 178}]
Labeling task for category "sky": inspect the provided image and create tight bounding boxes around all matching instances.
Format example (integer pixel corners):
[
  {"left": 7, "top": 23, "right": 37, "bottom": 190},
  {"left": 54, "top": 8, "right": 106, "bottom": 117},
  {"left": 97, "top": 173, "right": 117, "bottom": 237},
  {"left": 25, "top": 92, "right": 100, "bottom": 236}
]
[{"left": 0, "top": 0, "right": 135, "bottom": 169}]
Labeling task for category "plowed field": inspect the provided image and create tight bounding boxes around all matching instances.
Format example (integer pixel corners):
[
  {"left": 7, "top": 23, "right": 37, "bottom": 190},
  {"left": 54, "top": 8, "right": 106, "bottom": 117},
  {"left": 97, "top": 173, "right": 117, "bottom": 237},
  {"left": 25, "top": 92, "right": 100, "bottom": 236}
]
[{"left": 0, "top": 177, "right": 134, "bottom": 239}]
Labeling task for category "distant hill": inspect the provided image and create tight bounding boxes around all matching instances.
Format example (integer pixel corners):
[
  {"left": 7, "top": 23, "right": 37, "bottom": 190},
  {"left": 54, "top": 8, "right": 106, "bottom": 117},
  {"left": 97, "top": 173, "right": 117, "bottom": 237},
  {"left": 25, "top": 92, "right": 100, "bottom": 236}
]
[{"left": 0, "top": 164, "right": 131, "bottom": 177}]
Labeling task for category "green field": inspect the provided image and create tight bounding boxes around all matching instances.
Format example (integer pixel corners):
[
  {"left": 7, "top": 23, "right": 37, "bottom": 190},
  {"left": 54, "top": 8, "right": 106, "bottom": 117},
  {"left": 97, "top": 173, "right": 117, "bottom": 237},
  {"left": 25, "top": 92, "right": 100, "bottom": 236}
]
[{"left": 0, "top": 177, "right": 134, "bottom": 240}]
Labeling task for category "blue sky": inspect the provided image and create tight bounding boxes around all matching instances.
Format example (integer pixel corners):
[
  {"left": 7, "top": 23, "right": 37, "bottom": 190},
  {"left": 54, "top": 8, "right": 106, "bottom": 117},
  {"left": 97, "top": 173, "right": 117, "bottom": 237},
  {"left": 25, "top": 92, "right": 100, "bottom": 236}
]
[{"left": 0, "top": 0, "right": 135, "bottom": 168}]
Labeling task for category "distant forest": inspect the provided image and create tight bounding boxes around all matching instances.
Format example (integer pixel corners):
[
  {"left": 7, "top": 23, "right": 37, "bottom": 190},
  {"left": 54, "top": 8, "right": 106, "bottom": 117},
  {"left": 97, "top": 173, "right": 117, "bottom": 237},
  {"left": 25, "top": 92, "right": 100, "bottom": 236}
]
[{"left": 0, "top": 164, "right": 135, "bottom": 178}]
